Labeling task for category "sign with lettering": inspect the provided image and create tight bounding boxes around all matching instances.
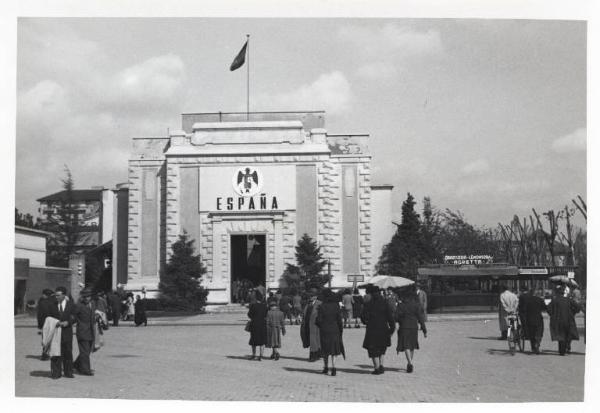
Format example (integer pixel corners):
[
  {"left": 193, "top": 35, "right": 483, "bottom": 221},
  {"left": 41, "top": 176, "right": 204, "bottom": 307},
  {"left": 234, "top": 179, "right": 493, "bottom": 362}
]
[
  {"left": 444, "top": 254, "right": 493, "bottom": 265},
  {"left": 347, "top": 274, "right": 364, "bottom": 283},
  {"left": 199, "top": 165, "right": 296, "bottom": 212}
]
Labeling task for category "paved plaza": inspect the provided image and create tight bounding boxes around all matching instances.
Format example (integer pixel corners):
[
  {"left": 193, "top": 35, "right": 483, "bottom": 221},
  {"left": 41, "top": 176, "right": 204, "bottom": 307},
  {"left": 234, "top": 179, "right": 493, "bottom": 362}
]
[{"left": 14, "top": 312, "right": 585, "bottom": 402}]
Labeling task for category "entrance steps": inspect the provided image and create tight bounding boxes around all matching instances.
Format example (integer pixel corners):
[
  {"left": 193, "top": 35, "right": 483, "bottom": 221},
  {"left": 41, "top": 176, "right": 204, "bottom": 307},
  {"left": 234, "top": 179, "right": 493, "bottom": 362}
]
[{"left": 204, "top": 303, "right": 249, "bottom": 314}]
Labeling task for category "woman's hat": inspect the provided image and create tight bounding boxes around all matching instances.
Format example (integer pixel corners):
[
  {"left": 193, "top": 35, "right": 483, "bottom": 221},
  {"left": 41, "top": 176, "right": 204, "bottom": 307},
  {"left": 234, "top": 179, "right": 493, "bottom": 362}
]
[{"left": 80, "top": 287, "right": 93, "bottom": 297}]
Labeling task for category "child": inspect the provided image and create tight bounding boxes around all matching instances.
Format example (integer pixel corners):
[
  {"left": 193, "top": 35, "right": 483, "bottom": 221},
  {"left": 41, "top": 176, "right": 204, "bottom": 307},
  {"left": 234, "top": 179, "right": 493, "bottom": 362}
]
[{"left": 266, "top": 301, "right": 286, "bottom": 360}]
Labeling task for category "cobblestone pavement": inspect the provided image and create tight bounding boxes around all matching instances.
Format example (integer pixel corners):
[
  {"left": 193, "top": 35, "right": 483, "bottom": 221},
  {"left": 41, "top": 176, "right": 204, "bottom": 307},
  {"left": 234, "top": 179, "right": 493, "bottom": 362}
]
[{"left": 14, "top": 313, "right": 585, "bottom": 402}]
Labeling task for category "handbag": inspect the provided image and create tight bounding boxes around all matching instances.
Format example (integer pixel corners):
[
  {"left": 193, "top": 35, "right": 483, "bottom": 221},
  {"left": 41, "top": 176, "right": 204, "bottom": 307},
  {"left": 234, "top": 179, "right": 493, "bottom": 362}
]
[{"left": 244, "top": 320, "right": 252, "bottom": 332}]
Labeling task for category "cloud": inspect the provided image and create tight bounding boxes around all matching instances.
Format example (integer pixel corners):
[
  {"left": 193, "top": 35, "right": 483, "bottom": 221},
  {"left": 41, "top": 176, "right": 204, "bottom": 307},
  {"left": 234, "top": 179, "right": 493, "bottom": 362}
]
[
  {"left": 461, "top": 158, "right": 490, "bottom": 175},
  {"left": 255, "top": 71, "right": 353, "bottom": 115},
  {"left": 356, "top": 61, "right": 398, "bottom": 80},
  {"left": 551, "top": 127, "right": 586, "bottom": 153},
  {"left": 338, "top": 23, "right": 443, "bottom": 59},
  {"left": 102, "top": 54, "right": 186, "bottom": 112}
]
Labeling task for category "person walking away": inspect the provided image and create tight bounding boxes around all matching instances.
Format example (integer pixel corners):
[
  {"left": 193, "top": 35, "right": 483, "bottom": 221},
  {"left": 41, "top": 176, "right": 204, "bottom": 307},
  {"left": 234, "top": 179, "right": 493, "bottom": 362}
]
[
  {"left": 361, "top": 285, "right": 395, "bottom": 375},
  {"left": 232, "top": 280, "right": 239, "bottom": 304},
  {"left": 37, "top": 289, "right": 55, "bottom": 360},
  {"left": 498, "top": 285, "right": 518, "bottom": 340},
  {"left": 125, "top": 293, "right": 135, "bottom": 321},
  {"left": 342, "top": 289, "right": 354, "bottom": 328},
  {"left": 396, "top": 287, "right": 427, "bottom": 373},
  {"left": 385, "top": 288, "right": 398, "bottom": 314},
  {"left": 518, "top": 287, "right": 546, "bottom": 354},
  {"left": 279, "top": 292, "right": 293, "bottom": 325},
  {"left": 247, "top": 291, "right": 268, "bottom": 360},
  {"left": 95, "top": 291, "right": 109, "bottom": 330},
  {"left": 292, "top": 290, "right": 303, "bottom": 325},
  {"left": 134, "top": 294, "right": 148, "bottom": 326},
  {"left": 416, "top": 282, "right": 428, "bottom": 322},
  {"left": 547, "top": 285, "right": 581, "bottom": 355},
  {"left": 351, "top": 288, "right": 364, "bottom": 328},
  {"left": 48, "top": 286, "right": 75, "bottom": 379},
  {"left": 315, "top": 288, "right": 345, "bottom": 376},
  {"left": 267, "top": 291, "right": 278, "bottom": 307},
  {"left": 300, "top": 290, "right": 322, "bottom": 361},
  {"left": 73, "top": 288, "right": 96, "bottom": 375},
  {"left": 108, "top": 290, "right": 121, "bottom": 327},
  {"left": 266, "top": 301, "right": 286, "bottom": 360}
]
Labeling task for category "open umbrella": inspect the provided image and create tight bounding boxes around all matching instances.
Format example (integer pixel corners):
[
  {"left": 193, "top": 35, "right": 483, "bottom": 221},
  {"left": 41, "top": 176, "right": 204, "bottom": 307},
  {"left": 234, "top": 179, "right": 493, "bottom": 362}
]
[
  {"left": 358, "top": 275, "right": 415, "bottom": 289},
  {"left": 549, "top": 275, "right": 579, "bottom": 288}
]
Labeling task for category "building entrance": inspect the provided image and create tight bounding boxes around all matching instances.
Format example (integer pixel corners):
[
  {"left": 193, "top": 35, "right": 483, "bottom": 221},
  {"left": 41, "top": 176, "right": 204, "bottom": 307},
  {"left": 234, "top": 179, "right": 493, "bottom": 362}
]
[{"left": 230, "top": 234, "right": 266, "bottom": 302}]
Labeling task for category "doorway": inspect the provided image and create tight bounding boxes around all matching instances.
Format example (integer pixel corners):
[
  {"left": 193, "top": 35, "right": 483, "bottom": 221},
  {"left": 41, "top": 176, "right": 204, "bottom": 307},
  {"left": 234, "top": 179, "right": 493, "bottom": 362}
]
[{"left": 230, "top": 234, "right": 266, "bottom": 302}]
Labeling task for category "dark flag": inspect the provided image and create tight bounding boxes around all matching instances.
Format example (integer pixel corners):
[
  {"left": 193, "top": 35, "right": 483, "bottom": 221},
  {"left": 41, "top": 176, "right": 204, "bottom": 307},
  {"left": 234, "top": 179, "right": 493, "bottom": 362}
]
[{"left": 230, "top": 41, "right": 248, "bottom": 71}]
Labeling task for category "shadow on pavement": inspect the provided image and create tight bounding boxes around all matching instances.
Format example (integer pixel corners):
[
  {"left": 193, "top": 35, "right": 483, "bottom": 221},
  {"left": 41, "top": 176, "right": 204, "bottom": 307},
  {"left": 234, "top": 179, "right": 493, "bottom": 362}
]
[
  {"left": 468, "top": 336, "right": 502, "bottom": 341},
  {"left": 225, "top": 355, "right": 254, "bottom": 361},
  {"left": 109, "top": 355, "right": 141, "bottom": 358},
  {"left": 26, "top": 355, "right": 42, "bottom": 360},
  {"left": 29, "top": 370, "right": 52, "bottom": 378},
  {"left": 277, "top": 355, "right": 311, "bottom": 362},
  {"left": 355, "top": 364, "right": 403, "bottom": 372},
  {"left": 283, "top": 367, "right": 330, "bottom": 375}
]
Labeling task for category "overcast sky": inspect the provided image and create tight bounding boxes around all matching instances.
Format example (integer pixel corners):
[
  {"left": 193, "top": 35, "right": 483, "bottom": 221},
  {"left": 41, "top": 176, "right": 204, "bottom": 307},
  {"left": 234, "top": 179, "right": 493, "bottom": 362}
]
[{"left": 15, "top": 18, "right": 586, "bottom": 229}]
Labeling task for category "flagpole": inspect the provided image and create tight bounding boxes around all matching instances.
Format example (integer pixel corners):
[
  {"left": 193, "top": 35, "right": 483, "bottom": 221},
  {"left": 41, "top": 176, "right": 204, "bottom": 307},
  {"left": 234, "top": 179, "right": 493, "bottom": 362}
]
[{"left": 246, "top": 34, "right": 250, "bottom": 121}]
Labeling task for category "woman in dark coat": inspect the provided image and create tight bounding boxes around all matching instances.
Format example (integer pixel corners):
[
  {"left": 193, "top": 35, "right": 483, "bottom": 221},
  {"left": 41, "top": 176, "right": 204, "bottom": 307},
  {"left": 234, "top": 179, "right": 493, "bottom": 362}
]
[
  {"left": 134, "top": 295, "right": 147, "bottom": 326},
  {"left": 547, "top": 285, "right": 581, "bottom": 356},
  {"left": 351, "top": 288, "right": 363, "bottom": 328},
  {"left": 247, "top": 291, "right": 268, "bottom": 360},
  {"left": 396, "top": 288, "right": 427, "bottom": 373},
  {"left": 316, "top": 288, "right": 345, "bottom": 376},
  {"left": 361, "top": 285, "right": 395, "bottom": 375}
]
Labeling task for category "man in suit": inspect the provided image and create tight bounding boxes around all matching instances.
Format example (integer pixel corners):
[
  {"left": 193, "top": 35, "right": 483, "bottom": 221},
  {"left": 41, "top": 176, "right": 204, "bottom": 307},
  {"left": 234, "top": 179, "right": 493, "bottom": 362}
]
[
  {"left": 108, "top": 290, "right": 122, "bottom": 326},
  {"left": 37, "top": 289, "right": 55, "bottom": 360},
  {"left": 48, "top": 286, "right": 75, "bottom": 379},
  {"left": 73, "top": 288, "right": 96, "bottom": 376},
  {"left": 518, "top": 287, "right": 547, "bottom": 354}
]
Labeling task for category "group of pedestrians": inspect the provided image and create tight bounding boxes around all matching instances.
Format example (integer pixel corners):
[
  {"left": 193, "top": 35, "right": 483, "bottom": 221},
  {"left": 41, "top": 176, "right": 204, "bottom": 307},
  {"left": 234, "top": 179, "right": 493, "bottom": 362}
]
[
  {"left": 246, "top": 284, "right": 428, "bottom": 376},
  {"left": 498, "top": 283, "right": 582, "bottom": 355},
  {"left": 36, "top": 286, "right": 149, "bottom": 380}
]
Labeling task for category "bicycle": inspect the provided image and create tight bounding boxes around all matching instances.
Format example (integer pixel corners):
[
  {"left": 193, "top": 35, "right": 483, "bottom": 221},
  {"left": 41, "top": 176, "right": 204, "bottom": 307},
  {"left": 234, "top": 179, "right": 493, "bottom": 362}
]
[{"left": 506, "top": 313, "right": 524, "bottom": 355}]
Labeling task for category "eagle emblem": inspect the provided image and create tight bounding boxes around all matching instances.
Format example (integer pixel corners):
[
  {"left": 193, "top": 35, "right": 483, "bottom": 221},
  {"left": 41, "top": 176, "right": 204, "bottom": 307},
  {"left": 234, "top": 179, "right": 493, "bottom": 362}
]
[{"left": 232, "top": 167, "right": 263, "bottom": 197}]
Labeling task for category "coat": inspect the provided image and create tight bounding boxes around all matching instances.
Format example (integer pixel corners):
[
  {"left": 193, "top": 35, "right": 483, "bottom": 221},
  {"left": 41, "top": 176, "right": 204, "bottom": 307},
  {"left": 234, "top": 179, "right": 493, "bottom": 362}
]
[
  {"left": 395, "top": 300, "right": 427, "bottom": 352},
  {"left": 48, "top": 299, "right": 76, "bottom": 343},
  {"left": 134, "top": 299, "right": 147, "bottom": 326},
  {"left": 300, "top": 300, "right": 321, "bottom": 352},
  {"left": 361, "top": 296, "right": 395, "bottom": 351},
  {"left": 42, "top": 316, "right": 62, "bottom": 357},
  {"left": 547, "top": 296, "right": 580, "bottom": 342},
  {"left": 74, "top": 301, "right": 96, "bottom": 342},
  {"left": 518, "top": 294, "right": 546, "bottom": 340},
  {"left": 499, "top": 290, "right": 519, "bottom": 332},
  {"left": 247, "top": 301, "right": 268, "bottom": 346},
  {"left": 266, "top": 308, "right": 286, "bottom": 348},
  {"left": 316, "top": 301, "right": 345, "bottom": 358}
]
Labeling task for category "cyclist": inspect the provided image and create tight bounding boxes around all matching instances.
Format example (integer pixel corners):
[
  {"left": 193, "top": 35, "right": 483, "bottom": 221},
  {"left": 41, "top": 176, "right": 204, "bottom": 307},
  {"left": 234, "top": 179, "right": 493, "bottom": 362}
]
[{"left": 499, "top": 285, "right": 518, "bottom": 340}]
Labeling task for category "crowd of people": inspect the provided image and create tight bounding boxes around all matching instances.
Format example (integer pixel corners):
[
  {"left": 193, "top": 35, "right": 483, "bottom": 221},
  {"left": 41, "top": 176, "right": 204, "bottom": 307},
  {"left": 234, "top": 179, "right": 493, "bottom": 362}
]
[
  {"left": 245, "top": 284, "right": 428, "bottom": 375},
  {"left": 498, "top": 283, "right": 583, "bottom": 355},
  {"left": 36, "top": 286, "right": 148, "bottom": 379}
]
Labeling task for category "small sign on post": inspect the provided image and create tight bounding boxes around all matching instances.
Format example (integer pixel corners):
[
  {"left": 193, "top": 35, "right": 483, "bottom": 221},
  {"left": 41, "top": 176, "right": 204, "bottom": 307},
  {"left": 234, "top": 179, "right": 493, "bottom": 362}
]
[
  {"left": 347, "top": 274, "right": 364, "bottom": 290},
  {"left": 568, "top": 271, "right": 575, "bottom": 279}
]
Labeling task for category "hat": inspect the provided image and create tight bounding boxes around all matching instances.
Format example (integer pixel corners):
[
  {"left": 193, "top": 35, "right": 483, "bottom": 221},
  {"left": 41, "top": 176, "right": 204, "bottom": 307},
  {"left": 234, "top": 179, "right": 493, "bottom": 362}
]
[
  {"left": 371, "top": 285, "right": 381, "bottom": 294},
  {"left": 42, "top": 289, "right": 54, "bottom": 296},
  {"left": 80, "top": 287, "right": 93, "bottom": 297}
]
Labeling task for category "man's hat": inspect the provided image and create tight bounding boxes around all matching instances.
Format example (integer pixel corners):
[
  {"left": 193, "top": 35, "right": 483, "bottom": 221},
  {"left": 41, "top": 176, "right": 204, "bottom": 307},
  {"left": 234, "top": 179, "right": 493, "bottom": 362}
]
[
  {"left": 42, "top": 289, "right": 54, "bottom": 296},
  {"left": 80, "top": 287, "right": 93, "bottom": 297}
]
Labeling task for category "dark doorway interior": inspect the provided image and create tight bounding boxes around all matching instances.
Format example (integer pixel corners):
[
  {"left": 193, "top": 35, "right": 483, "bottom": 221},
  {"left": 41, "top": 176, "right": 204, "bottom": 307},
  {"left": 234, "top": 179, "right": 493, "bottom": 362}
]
[{"left": 231, "top": 234, "right": 266, "bottom": 300}]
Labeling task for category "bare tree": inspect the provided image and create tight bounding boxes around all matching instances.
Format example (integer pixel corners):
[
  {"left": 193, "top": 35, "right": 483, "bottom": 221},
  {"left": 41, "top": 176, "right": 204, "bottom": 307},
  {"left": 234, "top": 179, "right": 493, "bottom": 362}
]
[
  {"left": 532, "top": 208, "right": 562, "bottom": 267},
  {"left": 572, "top": 195, "right": 587, "bottom": 221},
  {"left": 559, "top": 206, "right": 577, "bottom": 266}
]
